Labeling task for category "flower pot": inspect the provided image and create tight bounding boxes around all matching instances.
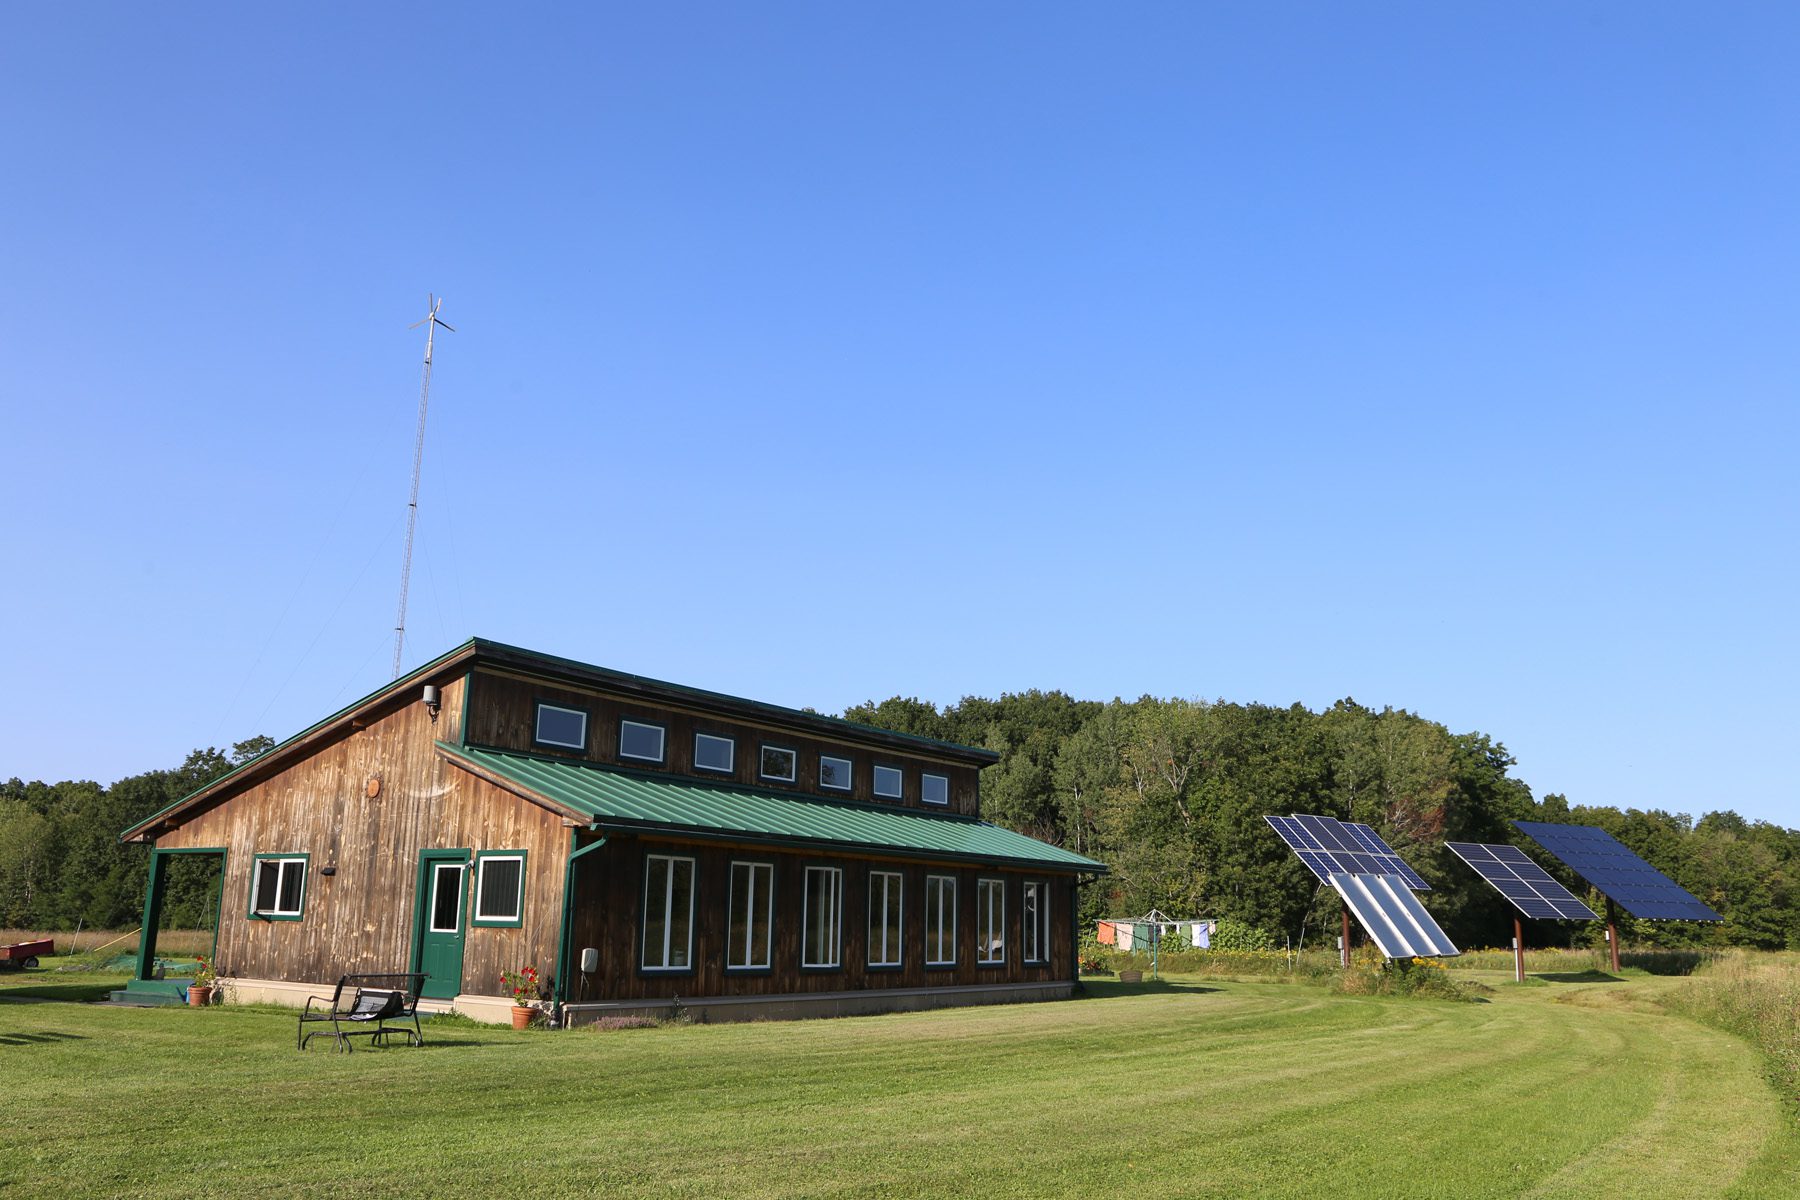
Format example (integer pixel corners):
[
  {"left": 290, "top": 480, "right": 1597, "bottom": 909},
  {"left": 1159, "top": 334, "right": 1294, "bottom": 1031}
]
[
  {"left": 510, "top": 1005, "right": 534, "bottom": 1030},
  {"left": 188, "top": 985, "right": 213, "bottom": 1007}
]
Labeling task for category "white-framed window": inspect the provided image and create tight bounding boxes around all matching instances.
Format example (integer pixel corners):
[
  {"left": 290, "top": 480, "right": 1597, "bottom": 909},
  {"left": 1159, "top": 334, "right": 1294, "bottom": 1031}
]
[
  {"left": 760, "top": 744, "right": 797, "bottom": 783},
  {"left": 819, "top": 755, "right": 852, "bottom": 792},
  {"left": 534, "top": 703, "right": 588, "bottom": 750},
  {"left": 802, "top": 866, "right": 843, "bottom": 968},
  {"left": 427, "top": 861, "right": 464, "bottom": 933},
  {"left": 472, "top": 852, "right": 526, "bottom": 927},
  {"left": 925, "top": 874, "right": 956, "bottom": 967},
  {"left": 873, "top": 765, "right": 904, "bottom": 799},
  {"left": 727, "top": 861, "right": 774, "bottom": 970},
  {"left": 977, "top": 878, "right": 1006, "bottom": 965},
  {"left": 641, "top": 854, "right": 695, "bottom": 971},
  {"left": 694, "top": 732, "right": 735, "bottom": 774},
  {"left": 250, "top": 855, "right": 307, "bottom": 919},
  {"left": 620, "top": 719, "right": 666, "bottom": 763},
  {"left": 868, "top": 870, "right": 903, "bottom": 968},
  {"left": 1022, "top": 880, "right": 1049, "bottom": 964},
  {"left": 921, "top": 773, "right": 949, "bottom": 806}
]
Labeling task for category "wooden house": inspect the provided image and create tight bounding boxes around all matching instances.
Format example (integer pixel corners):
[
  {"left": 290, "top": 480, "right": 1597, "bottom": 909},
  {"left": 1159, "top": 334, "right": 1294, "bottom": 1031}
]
[{"left": 121, "top": 639, "right": 1107, "bottom": 1024}]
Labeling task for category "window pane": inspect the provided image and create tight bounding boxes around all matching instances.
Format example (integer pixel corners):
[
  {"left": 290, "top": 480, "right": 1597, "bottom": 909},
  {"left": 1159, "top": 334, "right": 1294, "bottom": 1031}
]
[
  {"left": 535, "top": 704, "right": 587, "bottom": 749},
  {"left": 979, "top": 879, "right": 1004, "bottom": 964},
  {"left": 479, "top": 857, "right": 523, "bottom": 920},
  {"left": 643, "top": 857, "right": 669, "bottom": 967},
  {"left": 620, "top": 720, "right": 665, "bottom": 762},
  {"left": 695, "top": 733, "right": 734, "bottom": 773},
  {"left": 1023, "top": 883, "right": 1041, "bottom": 962},
  {"left": 748, "top": 865, "right": 772, "bottom": 968},
  {"left": 431, "top": 865, "right": 461, "bottom": 932},
  {"left": 761, "top": 745, "right": 796, "bottom": 781},
  {"left": 921, "top": 774, "right": 949, "bottom": 805},
  {"left": 728, "top": 864, "right": 751, "bottom": 967},
  {"left": 254, "top": 860, "right": 280, "bottom": 913},
  {"left": 668, "top": 858, "right": 693, "bottom": 968},
  {"left": 926, "top": 876, "right": 955, "bottom": 965},
  {"left": 869, "top": 872, "right": 902, "bottom": 966},
  {"left": 804, "top": 868, "right": 840, "bottom": 967},
  {"left": 873, "top": 765, "right": 903, "bottom": 798},
  {"left": 276, "top": 861, "right": 304, "bottom": 914},
  {"left": 819, "top": 757, "right": 851, "bottom": 790}
]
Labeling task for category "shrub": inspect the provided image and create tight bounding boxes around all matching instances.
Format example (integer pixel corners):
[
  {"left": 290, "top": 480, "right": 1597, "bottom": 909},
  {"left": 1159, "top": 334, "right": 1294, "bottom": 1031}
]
[{"left": 1209, "top": 919, "right": 1276, "bottom": 952}]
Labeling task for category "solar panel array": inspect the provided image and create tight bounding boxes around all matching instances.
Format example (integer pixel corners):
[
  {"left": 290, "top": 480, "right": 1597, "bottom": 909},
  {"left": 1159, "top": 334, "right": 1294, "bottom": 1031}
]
[
  {"left": 1444, "top": 842, "right": 1598, "bottom": 921},
  {"left": 1327, "top": 873, "right": 1460, "bottom": 958},
  {"left": 1264, "top": 814, "right": 1432, "bottom": 891},
  {"left": 1513, "top": 821, "right": 1723, "bottom": 922}
]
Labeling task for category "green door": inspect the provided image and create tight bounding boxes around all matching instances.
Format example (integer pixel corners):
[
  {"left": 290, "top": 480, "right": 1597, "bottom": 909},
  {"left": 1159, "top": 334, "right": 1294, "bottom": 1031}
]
[{"left": 414, "top": 851, "right": 469, "bottom": 1000}]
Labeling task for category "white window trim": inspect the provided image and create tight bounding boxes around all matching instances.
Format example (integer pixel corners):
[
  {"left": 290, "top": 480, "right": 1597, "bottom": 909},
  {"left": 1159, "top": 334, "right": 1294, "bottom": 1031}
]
[
  {"left": 619, "top": 719, "right": 667, "bottom": 764},
  {"left": 534, "top": 703, "right": 588, "bottom": 750},
  {"left": 641, "top": 854, "right": 696, "bottom": 971},
  {"left": 819, "top": 755, "right": 853, "bottom": 792},
  {"left": 978, "top": 877, "right": 1006, "bottom": 965},
  {"left": 251, "top": 856, "right": 307, "bottom": 918},
  {"left": 760, "top": 744, "right": 798, "bottom": 783},
  {"left": 474, "top": 854, "right": 525, "bottom": 923},
  {"left": 727, "top": 860, "right": 774, "bottom": 971},
  {"left": 694, "top": 732, "right": 736, "bottom": 774},
  {"left": 925, "top": 874, "right": 957, "bottom": 967},
  {"left": 872, "top": 764, "right": 904, "bottom": 799},
  {"left": 868, "top": 870, "right": 903, "bottom": 967},
  {"left": 921, "top": 772, "right": 950, "bottom": 806},
  {"left": 801, "top": 866, "right": 843, "bottom": 968},
  {"left": 426, "top": 862, "right": 463, "bottom": 933},
  {"left": 1023, "top": 880, "right": 1049, "bottom": 964}
]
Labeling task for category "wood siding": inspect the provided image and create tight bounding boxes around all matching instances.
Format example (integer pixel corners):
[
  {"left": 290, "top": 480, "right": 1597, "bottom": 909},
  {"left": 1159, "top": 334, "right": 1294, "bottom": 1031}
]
[
  {"left": 155, "top": 675, "right": 571, "bottom": 996},
  {"left": 564, "top": 834, "right": 1074, "bottom": 1002},
  {"left": 464, "top": 670, "right": 983, "bottom": 815}
]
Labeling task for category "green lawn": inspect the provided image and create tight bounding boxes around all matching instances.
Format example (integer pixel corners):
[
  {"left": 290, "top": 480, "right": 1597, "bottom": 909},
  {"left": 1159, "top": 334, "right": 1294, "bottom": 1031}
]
[{"left": 2, "top": 964, "right": 1795, "bottom": 1198}]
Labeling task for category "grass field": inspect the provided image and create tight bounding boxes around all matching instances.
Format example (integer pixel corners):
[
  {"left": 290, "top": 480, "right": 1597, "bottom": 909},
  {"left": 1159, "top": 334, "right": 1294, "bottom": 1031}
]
[{"left": 2, "top": 957, "right": 1796, "bottom": 1198}]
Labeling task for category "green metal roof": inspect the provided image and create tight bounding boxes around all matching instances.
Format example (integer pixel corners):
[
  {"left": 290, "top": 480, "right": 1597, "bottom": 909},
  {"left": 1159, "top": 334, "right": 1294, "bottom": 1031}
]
[{"left": 442, "top": 743, "right": 1107, "bottom": 875}]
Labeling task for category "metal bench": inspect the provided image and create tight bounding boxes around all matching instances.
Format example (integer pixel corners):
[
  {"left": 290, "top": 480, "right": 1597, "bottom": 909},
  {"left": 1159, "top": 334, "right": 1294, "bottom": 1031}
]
[{"left": 297, "top": 973, "right": 427, "bottom": 1052}]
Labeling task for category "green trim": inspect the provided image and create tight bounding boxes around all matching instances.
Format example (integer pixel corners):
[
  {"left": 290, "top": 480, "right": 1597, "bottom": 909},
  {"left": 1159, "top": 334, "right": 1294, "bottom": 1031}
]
[
  {"left": 409, "top": 848, "right": 472, "bottom": 980},
  {"left": 247, "top": 852, "right": 310, "bottom": 922},
  {"left": 470, "top": 849, "right": 528, "bottom": 928},
  {"left": 458, "top": 668, "right": 475, "bottom": 747},
  {"left": 555, "top": 834, "right": 609, "bottom": 1005}
]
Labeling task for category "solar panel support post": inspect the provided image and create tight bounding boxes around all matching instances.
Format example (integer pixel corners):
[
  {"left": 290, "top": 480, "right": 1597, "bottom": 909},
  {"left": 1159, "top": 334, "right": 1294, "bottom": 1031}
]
[
  {"left": 1512, "top": 915, "right": 1524, "bottom": 984},
  {"left": 1340, "top": 909, "right": 1351, "bottom": 969},
  {"left": 1605, "top": 898, "right": 1621, "bottom": 973}
]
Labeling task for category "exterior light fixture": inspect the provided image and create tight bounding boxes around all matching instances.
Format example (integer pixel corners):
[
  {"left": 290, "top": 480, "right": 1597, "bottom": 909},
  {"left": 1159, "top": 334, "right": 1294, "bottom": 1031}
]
[{"left": 422, "top": 684, "right": 441, "bottom": 724}]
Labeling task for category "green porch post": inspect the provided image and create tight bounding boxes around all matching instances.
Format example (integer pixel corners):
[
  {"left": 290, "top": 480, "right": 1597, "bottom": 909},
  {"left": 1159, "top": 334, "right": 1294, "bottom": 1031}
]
[{"left": 135, "top": 850, "right": 168, "bottom": 982}]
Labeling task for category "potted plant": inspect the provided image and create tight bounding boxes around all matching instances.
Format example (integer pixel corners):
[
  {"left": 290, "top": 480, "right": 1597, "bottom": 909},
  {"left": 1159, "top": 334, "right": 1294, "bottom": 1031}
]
[
  {"left": 188, "top": 956, "right": 217, "bottom": 1007},
  {"left": 500, "top": 966, "right": 541, "bottom": 1029}
]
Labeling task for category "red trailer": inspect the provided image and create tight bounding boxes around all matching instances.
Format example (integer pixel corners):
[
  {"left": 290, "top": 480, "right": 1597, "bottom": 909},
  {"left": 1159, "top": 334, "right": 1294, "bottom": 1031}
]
[{"left": 0, "top": 939, "right": 53, "bottom": 969}]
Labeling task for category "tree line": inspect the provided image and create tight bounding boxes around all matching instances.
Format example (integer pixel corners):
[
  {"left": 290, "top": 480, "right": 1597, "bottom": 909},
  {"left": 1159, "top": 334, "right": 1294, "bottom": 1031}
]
[
  {"left": 843, "top": 693, "right": 1800, "bottom": 950},
  {"left": 3, "top": 694, "right": 1796, "bottom": 953}
]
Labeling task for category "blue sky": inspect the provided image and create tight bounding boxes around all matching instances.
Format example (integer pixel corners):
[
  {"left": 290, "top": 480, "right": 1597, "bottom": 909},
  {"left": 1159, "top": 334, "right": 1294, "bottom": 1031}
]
[{"left": 2, "top": 5, "right": 1795, "bottom": 827}]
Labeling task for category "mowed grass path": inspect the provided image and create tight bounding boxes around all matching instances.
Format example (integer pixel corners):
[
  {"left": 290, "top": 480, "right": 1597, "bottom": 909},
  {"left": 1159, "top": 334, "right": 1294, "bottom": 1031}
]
[{"left": 2, "top": 972, "right": 1795, "bottom": 1198}]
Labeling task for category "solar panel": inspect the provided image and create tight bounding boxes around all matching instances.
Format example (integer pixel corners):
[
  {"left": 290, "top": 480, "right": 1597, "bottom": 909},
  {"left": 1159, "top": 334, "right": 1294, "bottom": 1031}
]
[
  {"left": 1327, "top": 873, "right": 1460, "bottom": 958},
  {"left": 1512, "top": 821, "right": 1723, "bottom": 922},
  {"left": 1445, "top": 842, "right": 1598, "bottom": 921},
  {"left": 1345, "top": 822, "right": 1432, "bottom": 891},
  {"left": 1264, "top": 814, "right": 1430, "bottom": 890}
]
